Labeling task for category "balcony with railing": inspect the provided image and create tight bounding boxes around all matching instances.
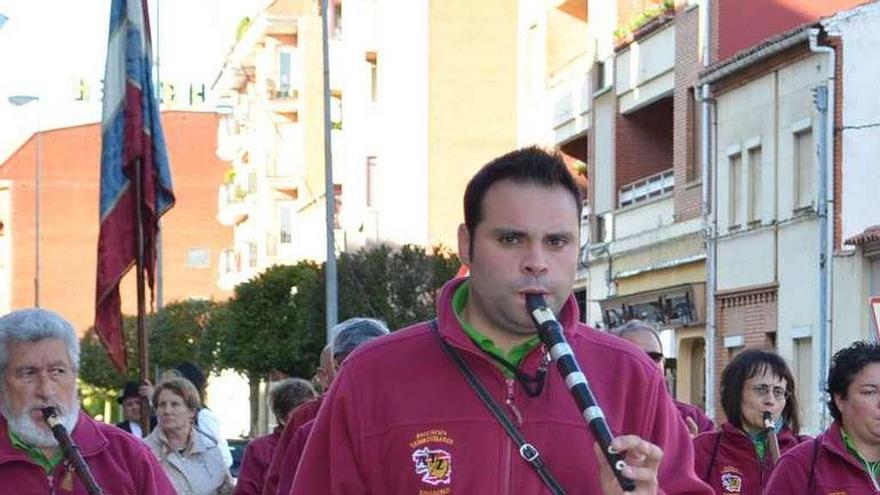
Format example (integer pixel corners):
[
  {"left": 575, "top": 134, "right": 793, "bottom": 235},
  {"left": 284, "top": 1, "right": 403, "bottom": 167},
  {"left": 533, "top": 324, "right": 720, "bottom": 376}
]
[
  {"left": 614, "top": 168, "right": 675, "bottom": 239},
  {"left": 217, "top": 182, "right": 251, "bottom": 226}
]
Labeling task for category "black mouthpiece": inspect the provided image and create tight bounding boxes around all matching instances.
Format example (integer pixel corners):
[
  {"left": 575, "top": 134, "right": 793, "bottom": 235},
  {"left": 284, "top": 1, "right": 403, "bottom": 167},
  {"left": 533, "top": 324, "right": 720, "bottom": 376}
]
[
  {"left": 41, "top": 407, "right": 58, "bottom": 421},
  {"left": 525, "top": 293, "right": 548, "bottom": 313},
  {"left": 762, "top": 411, "right": 773, "bottom": 427}
]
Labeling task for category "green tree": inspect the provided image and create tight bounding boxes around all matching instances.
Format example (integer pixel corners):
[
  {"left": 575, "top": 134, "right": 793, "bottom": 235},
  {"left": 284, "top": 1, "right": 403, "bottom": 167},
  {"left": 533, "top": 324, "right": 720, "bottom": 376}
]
[
  {"left": 79, "top": 316, "right": 141, "bottom": 392},
  {"left": 79, "top": 299, "right": 224, "bottom": 419},
  {"left": 150, "top": 299, "right": 222, "bottom": 374},
  {"left": 338, "top": 243, "right": 460, "bottom": 329},
  {"left": 208, "top": 262, "right": 325, "bottom": 435}
]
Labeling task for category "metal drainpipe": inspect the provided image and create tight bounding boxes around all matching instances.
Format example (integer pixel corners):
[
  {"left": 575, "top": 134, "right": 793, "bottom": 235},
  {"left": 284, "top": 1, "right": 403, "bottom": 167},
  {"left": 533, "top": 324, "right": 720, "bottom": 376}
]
[
  {"left": 699, "top": 0, "right": 716, "bottom": 421},
  {"left": 809, "top": 28, "right": 835, "bottom": 430}
]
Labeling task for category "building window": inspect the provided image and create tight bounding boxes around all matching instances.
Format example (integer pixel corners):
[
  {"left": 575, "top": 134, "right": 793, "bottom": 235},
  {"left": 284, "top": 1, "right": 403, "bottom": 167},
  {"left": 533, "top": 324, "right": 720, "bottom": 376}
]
[
  {"left": 366, "top": 156, "right": 378, "bottom": 208},
  {"left": 729, "top": 153, "right": 742, "bottom": 228},
  {"left": 248, "top": 170, "right": 258, "bottom": 194},
  {"left": 248, "top": 242, "right": 258, "bottom": 268},
  {"left": 278, "top": 52, "right": 292, "bottom": 98},
  {"left": 331, "top": 93, "right": 343, "bottom": 130},
  {"left": 794, "top": 129, "right": 814, "bottom": 211},
  {"left": 331, "top": 0, "right": 342, "bottom": 39},
  {"left": 594, "top": 58, "right": 611, "bottom": 92},
  {"left": 594, "top": 213, "right": 609, "bottom": 244},
  {"left": 366, "top": 52, "right": 378, "bottom": 103},
  {"left": 186, "top": 248, "right": 210, "bottom": 269},
  {"left": 747, "top": 146, "right": 762, "bottom": 225},
  {"left": 333, "top": 184, "right": 343, "bottom": 229},
  {"left": 687, "top": 88, "right": 701, "bottom": 182},
  {"left": 279, "top": 204, "right": 293, "bottom": 244}
]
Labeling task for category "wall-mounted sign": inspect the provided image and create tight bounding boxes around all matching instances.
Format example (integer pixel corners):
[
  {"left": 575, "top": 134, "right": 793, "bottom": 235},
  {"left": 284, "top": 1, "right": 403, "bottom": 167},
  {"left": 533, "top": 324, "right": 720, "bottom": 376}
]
[{"left": 73, "top": 77, "right": 207, "bottom": 106}]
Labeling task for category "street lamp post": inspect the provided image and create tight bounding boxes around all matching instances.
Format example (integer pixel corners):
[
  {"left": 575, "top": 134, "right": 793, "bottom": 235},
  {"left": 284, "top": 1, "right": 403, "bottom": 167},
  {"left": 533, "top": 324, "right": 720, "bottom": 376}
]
[{"left": 8, "top": 95, "right": 40, "bottom": 307}]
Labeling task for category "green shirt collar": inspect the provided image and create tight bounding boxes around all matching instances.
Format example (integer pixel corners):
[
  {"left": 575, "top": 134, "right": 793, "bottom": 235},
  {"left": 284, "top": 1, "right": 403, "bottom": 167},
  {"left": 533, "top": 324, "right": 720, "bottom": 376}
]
[
  {"left": 452, "top": 282, "right": 541, "bottom": 377},
  {"left": 842, "top": 427, "right": 880, "bottom": 479},
  {"left": 8, "top": 428, "right": 63, "bottom": 473}
]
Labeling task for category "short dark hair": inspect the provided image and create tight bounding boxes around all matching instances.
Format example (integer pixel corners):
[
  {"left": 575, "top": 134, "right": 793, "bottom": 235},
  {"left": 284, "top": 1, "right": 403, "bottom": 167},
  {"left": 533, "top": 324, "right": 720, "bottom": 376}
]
[
  {"left": 720, "top": 348, "right": 801, "bottom": 434},
  {"left": 269, "top": 378, "right": 317, "bottom": 424},
  {"left": 828, "top": 341, "right": 880, "bottom": 422},
  {"left": 463, "top": 147, "right": 582, "bottom": 256}
]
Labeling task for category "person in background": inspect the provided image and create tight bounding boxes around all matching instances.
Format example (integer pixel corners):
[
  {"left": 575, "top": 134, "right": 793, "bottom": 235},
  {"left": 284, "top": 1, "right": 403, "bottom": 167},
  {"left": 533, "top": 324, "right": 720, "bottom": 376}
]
[
  {"left": 173, "top": 361, "right": 233, "bottom": 468},
  {"left": 141, "top": 361, "right": 234, "bottom": 467},
  {"left": 610, "top": 319, "right": 714, "bottom": 436},
  {"left": 272, "top": 318, "right": 389, "bottom": 495},
  {"left": 693, "top": 348, "right": 808, "bottom": 494},
  {"left": 765, "top": 341, "right": 880, "bottom": 493},
  {"left": 0, "top": 308, "right": 175, "bottom": 493},
  {"left": 145, "top": 376, "right": 233, "bottom": 495},
  {"left": 235, "top": 378, "right": 317, "bottom": 495},
  {"left": 115, "top": 380, "right": 156, "bottom": 437}
]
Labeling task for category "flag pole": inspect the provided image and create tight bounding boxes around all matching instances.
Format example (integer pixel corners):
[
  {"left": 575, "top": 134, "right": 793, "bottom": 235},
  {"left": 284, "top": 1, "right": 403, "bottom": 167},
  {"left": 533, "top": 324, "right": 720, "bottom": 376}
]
[{"left": 134, "top": 156, "right": 151, "bottom": 435}]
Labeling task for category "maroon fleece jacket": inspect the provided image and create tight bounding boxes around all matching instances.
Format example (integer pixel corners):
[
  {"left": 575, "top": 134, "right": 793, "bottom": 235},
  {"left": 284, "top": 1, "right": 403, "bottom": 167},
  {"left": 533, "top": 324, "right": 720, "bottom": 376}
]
[{"left": 290, "top": 277, "right": 712, "bottom": 494}]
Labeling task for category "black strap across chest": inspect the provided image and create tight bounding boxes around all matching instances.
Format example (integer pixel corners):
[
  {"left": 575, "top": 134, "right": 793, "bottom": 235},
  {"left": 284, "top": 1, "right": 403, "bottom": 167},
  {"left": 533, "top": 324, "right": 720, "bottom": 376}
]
[{"left": 429, "top": 320, "right": 566, "bottom": 495}]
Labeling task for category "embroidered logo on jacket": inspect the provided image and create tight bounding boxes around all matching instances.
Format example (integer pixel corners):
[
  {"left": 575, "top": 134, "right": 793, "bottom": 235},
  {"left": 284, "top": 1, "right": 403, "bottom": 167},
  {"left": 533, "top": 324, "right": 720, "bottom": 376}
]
[
  {"left": 719, "top": 466, "right": 742, "bottom": 494},
  {"left": 412, "top": 447, "right": 453, "bottom": 486}
]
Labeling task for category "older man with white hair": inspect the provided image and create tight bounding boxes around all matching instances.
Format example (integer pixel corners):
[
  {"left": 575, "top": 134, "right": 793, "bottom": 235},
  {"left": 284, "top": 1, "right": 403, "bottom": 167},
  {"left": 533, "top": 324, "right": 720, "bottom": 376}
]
[{"left": 0, "top": 308, "right": 175, "bottom": 493}]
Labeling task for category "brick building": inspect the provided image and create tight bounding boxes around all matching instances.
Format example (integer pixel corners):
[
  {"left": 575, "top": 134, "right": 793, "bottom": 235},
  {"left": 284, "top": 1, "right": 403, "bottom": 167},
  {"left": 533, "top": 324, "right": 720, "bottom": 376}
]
[{"left": 0, "top": 111, "right": 233, "bottom": 333}]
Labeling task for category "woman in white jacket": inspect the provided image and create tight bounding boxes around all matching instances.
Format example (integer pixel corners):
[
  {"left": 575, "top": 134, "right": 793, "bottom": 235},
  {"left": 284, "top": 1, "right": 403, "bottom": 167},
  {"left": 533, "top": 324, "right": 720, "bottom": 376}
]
[{"left": 145, "top": 377, "right": 233, "bottom": 495}]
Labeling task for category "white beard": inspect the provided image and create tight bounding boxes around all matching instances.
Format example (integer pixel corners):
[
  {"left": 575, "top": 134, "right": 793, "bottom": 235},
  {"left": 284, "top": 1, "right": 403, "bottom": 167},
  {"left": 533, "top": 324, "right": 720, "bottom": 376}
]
[{"left": 1, "top": 395, "right": 80, "bottom": 448}]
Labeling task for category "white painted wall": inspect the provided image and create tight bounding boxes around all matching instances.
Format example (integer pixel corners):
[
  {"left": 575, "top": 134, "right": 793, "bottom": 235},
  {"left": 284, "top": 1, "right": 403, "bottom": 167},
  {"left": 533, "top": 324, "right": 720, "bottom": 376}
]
[
  {"left": 614, "top": 196, "right": 675, "bottom": 239},
  {"left": 716, "top": 228, "right": 776, "bottom": 290},
  {"left": 715, "top": 72, "right": 774, "bottom": 234},
  {"left": 371, "top": 0, "right": 429, "bottom": 247},
  {"left": 592, "top": 91, "right": 616, "bottom": 214},
  {"left": 587, "top": 259, "right": 611, "bottom": 328},
  {"left": 833, "top": 253, "right": 872, "bottom": 347}
]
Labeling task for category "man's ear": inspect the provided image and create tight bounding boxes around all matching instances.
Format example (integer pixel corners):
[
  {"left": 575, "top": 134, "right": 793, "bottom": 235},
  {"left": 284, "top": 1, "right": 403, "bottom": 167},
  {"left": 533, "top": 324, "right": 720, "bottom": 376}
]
[{"left": 457, "top": 223, "right": 471, "bottom": 266}]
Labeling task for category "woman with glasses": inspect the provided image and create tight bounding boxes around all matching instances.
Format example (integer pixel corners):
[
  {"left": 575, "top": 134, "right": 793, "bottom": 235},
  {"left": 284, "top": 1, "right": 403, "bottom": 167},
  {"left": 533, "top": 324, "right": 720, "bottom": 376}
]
[{"left": 693, "top": 348, "right": 808, "bottom": 494}]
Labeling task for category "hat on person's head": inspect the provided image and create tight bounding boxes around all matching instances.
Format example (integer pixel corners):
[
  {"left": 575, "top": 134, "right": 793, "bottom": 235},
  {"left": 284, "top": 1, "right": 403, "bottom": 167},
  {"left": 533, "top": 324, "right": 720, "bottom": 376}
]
[
  {"left": 117, "top": 381, "right": 140, "bottom": 404},
  {"left": 174, "top": 361, "right": 206, "bottom": 393}
]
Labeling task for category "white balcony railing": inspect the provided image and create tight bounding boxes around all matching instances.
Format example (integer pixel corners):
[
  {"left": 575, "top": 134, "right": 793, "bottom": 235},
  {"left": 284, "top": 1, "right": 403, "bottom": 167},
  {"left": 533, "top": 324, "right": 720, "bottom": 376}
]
[{"left": 619, "top": 168, "right": 674, "bottom": 208}]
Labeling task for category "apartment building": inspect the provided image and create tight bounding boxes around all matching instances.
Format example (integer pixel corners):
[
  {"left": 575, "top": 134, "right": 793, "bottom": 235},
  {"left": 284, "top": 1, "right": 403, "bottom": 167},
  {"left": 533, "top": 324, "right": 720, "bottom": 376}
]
[
  {"left": 701, "top": 1, "right": 880, "bottom": 432},
  {"left": 549, "top": 0, "right": 871, "bottom": 422},
  {"left": 212, "top": 0, "right": 565, "bottom": 286}
]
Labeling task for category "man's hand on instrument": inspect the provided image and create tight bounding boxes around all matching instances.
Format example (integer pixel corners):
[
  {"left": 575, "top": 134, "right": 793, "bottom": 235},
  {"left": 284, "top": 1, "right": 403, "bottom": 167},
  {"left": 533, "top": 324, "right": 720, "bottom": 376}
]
[{"left": 595, "top": 435, "right": 663, "bottom": 495}]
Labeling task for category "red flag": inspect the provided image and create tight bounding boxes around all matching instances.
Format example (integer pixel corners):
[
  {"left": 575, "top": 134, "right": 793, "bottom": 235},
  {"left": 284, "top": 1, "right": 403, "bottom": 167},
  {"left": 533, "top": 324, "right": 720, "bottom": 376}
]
[{"left": 95, "top": 0, "right": 174, "bottom": 371}]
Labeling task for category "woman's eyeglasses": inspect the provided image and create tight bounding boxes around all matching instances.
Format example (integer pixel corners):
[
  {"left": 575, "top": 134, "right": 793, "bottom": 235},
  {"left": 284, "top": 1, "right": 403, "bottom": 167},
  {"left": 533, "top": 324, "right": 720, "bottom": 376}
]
[{"left": 750, "top": 384, "right": 791, "bottom": 400}]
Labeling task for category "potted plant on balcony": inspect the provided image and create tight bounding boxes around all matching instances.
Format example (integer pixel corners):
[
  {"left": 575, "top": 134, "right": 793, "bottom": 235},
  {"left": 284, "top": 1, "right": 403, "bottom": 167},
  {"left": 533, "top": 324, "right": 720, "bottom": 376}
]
[{"left": 613, "top": 0, "right": 675, "bottom": 48}]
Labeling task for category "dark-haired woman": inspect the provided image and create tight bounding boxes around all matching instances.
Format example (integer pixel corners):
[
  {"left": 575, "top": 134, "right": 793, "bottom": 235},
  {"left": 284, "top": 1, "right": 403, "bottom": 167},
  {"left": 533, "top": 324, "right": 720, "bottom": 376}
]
[
  {"left": 693, "top": 348, "right": 809, "bottom": 494},
  {"left": 766, "top": 341, "right": 880, "bottom": 493}
]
